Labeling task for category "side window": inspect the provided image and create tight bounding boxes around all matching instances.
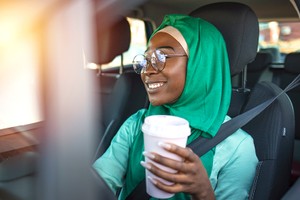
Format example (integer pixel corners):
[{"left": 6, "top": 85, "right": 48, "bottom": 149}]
[
  {"left": 259, "top": 21, "right": 300, "bottom": 63},
  {"left": 101, "top": 17, "right": 148, "bottom": 70},
  {"left": 0, "top": 29, "right": 42, "bottom": 130}
]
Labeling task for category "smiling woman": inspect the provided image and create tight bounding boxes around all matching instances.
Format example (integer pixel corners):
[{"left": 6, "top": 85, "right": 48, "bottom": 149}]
[
  {"left": 93, "top": 14, "right": 258, "bottom": 200},
  {"left": 0, "top": 0, "right": 299, "bottom": 200}
]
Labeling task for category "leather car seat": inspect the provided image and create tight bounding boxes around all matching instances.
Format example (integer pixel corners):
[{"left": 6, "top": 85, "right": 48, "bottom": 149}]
[{"left": 190, "top": 2, "right": 295, "bottom": 199}]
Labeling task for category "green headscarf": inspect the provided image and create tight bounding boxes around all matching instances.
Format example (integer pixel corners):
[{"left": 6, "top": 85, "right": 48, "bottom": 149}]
[{"left": 120, "top": 14, "right": 231, "bottom": 200}]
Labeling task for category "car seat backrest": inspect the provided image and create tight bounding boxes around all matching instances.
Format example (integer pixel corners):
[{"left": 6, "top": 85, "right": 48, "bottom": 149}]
[
  {"left": 97, "top": 17, "right": 131, "bottom": 64},
  {"left": 243, "top": 81, "right": 294, "bottom": 199},
  {"left": 95, "top": 72, "right": 148, "bottom": 158},
  {"left": 229, "top": 52, "right": 273, "bottom": 116},
  {"left": 190, "top": 2, "right": 295, "bottom": 199},
  {"left": 285, "top": 53, "right": 300, "bottom": 74},
  {"left": 247, "top": 52, "right": 273, "bottom": 89},
  {"left": 260, "top": 47, "right": 282, "bottom": 63},
  {"left": 190, "top": 2, "right": 259, "bottom": 76},
  {"left": 94, "top": 17, "right": 148, "bottom": 159},
  {"left": 279, "top": 52, "right": 300, "bottom": 183},
  {"left": 190, "top": 2, "right": 259, "bottom": 118},
  {"left": 281, "top": 52, "right": 300, "bottom": 140}
]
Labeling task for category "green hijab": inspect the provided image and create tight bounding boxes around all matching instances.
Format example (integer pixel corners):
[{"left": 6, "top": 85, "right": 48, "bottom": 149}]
[
  {"left": 120, "top": 14, "right": 231, "bottom": 200},
  {"left": 146, "top": 14, "right": 231, "bottom": 136}
]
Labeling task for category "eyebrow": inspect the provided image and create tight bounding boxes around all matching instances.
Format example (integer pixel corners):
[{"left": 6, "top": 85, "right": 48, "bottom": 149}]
[{"left": 144, "top": 46, "right": 175, "bottom": 53}]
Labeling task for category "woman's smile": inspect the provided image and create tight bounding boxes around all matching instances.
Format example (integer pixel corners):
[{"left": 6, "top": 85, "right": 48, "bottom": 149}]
[
  {"left": 147, "top": 82, "right": 164, "bottom": 89},
  {"left": 145, "top": 81, "right": 166, "bottom": 93}
]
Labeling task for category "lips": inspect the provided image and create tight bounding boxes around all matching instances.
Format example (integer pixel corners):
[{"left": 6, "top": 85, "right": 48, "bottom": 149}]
[
  {"left": 148, "top": 82, "right": 164, "bottom": 89},
  {"left": 145, "top": 81, "right": 166, "bottom": 92}
]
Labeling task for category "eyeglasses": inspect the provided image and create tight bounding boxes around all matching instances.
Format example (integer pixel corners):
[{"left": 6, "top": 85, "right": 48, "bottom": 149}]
[{"left": 132, "top": 49, "right": 187, "bottom": 74}]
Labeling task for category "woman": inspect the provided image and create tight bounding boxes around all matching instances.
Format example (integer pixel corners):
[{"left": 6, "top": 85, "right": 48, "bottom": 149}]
[{"left": 93, "top": 14, "right": 258, "bottom": 199}]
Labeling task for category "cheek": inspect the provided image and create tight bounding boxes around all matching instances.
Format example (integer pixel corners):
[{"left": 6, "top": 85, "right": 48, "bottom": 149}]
[
  {"left": 168, "top": 75, "right": 185, "bottom": 101},
  {"left": 141, "top": 74, "right": 146, "bottom": 86},
  {"left": 166, "top": 62, "right": 187, "bottom": 102}
]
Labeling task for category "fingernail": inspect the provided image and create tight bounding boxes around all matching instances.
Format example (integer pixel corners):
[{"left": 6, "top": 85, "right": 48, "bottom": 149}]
[
  {"left": 158, "top": 141, "right": 171, "bottom": 150},
  {"left": 147, "top": 176, "right": 157, "bottom": 185},
  {"left": 143, "top": 151, "right": 155, "bottom": 159},
  {"left": 140, "top": 161, "right": 151, "bottom": 170}
]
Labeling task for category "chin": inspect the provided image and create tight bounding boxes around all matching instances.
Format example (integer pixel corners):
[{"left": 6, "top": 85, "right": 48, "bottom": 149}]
[
  {"left": 149, "top": 101, "right": 161, "bottom": 106},
  {"left": 149, "top": 98, "right": 162, "bottom": 106}
]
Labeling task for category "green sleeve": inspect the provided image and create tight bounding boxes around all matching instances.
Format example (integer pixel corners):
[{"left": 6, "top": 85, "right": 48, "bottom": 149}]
[
  {"left": 93, "top": 109, "right": 147, "bottom": 194},
  {"left": 211, "top": 128, "right": 258, "bottom": 199}
]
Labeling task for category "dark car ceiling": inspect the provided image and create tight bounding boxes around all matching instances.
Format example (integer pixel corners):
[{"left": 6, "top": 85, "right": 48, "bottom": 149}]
[{"left": 140, "top": 0, "right": 299, "bottom": 24}]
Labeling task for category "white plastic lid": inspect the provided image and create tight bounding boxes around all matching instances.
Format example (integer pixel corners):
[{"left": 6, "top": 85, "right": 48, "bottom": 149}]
[{"left": 142, "top": 115, "right": 191, "bottom": 138}]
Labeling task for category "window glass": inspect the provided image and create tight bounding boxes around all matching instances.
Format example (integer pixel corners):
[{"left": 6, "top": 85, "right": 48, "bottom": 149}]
[
  {"left": 0, "top": 29, "right": 42, "bottom": 130},
  {"left": 259, "top": 21, "right": 300, "bottom": 62},
  {"left": 101, "top": 17, "right": 148, "bottom": 70}
]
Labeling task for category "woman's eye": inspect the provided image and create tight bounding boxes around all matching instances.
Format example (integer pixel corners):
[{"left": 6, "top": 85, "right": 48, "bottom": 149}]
[{"left": 156, "top": 53, "right": 166, "bottom": 62}]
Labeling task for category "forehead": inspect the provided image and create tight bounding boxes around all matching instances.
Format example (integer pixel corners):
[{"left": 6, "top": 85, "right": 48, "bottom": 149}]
[{"left": 147, "top": 32, "right": 183, "bottom": 50}]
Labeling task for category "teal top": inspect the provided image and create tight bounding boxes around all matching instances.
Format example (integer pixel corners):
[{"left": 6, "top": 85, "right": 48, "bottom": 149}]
[{"left": 93, "top": 109, "right": 258, "bottom": 200}]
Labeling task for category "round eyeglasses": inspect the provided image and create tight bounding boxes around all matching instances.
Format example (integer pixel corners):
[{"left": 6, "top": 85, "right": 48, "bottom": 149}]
[{"left": 132, "top": 49, "right": 187, "bottom": 74}]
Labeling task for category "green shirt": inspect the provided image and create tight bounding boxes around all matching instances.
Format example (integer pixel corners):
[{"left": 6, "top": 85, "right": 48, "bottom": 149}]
[{"left": 93, "top": 109, "right": 258, "bottom": 199}]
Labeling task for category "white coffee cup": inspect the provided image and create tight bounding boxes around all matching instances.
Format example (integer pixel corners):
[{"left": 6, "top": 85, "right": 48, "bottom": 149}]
[{"left": 142, "top": 115, "right": 191, "bottom": 199}]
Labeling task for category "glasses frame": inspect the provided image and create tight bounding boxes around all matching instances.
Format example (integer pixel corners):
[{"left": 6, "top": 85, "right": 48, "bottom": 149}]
[{"left": 132, "top": 50, "right": 187, "bottom": 74}]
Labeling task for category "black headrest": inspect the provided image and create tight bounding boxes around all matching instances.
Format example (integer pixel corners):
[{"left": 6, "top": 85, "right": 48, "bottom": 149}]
[
  {"left": 97, "top": 17, "right": 131, "bottom": 64},
  {"left": 248, "top": 52, "right": 272, "bottom": 72},
  {"left": 190, "top": 2, "right": 259, "bottom": 76},
  {"left": 284, "top": 52, "right": 300, "bottom": 74}
]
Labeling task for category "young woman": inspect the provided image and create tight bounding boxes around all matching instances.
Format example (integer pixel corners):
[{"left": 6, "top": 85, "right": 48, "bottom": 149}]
[{"left": 93, "top": 14, "right": 258, "bottom": 200}]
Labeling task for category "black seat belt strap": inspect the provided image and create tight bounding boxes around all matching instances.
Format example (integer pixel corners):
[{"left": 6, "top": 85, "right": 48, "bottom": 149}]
[
  {"left": 125, "top": 74, "right": 300, "bottom": 200},
  {"left": 189, "top": 74, "right": 300, "bottom": 155}
]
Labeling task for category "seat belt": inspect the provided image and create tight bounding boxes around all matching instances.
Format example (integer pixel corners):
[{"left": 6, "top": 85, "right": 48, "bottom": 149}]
[
  {"left": 125, "top": 74, "right": 300, "bottom": 200},
  {"left": 189, "top": 74, "right": 300, "bottom": 154}
]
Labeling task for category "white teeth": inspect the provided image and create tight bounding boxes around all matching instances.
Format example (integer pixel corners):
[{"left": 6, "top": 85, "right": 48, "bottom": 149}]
[{"left": 148, "top": 82, "right": 164, "bottom": 89}]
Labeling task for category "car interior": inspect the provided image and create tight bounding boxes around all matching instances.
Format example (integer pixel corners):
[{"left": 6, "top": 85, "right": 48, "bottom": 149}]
[{"left": 1, "top": 0, "right": 300, "bottom": 199}]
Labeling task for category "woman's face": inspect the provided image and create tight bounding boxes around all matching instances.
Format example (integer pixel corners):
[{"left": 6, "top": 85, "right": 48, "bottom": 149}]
[{"left": 141, "top": 32, "right": 188, "bottom": 106}]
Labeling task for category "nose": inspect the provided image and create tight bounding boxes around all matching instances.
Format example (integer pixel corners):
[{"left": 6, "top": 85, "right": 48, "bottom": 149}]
[{"left": 142, "top": 60, "right": 158, "bottom": 75}]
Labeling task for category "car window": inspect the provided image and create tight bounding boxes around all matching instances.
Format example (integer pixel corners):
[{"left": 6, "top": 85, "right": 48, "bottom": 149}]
[
  {"left": 259, "top": 21, "right": 300, "bottom": 63},
  {"left": 101, "top": 17, "right": 148, "bottom": 70},
  {"left": 0, "top": 27, "right": 42, "bottom": 130}
]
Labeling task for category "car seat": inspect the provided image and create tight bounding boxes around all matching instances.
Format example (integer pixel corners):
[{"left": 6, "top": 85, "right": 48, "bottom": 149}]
[
  {"left": 190, "top": 2, "right": 295, "bottom": 199},
  {"left": 94, "top": 16, "right": 148, "bottom": 159},
  {"left": 95, "top": 72, "right": 148, "bottom": 159},
  {"left": 228, "top": 52, "right": 273, "bottom": 117},
  {"left": 190, "top": 2, "right": 259, "bottom": 119},
  {"left": 277, "top": 52, "right": 300, "bottom": 182},
  {"left": 247, "top": 51, "right": 273, "bottom": 89}
]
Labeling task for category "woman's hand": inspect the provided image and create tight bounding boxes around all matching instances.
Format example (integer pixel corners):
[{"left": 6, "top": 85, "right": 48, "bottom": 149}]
[{"left": 141, "top": 142, "right": 215, "bottom": 200}]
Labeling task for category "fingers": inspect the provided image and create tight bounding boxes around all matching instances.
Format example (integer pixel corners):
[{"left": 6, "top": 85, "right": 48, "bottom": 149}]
[
  {"left": 140, "top": 145, "right": 211, "bottom": 196},
  {"left": 143, "top": 142, "right": 199, "bottom": 173},
  {"left": 141, "top": 160, "right": 191, "bottom": 184},
  {"left": 141, "top": 143, "right": 213, "bottom": 197},
  {"left": 158, "top": 142, "right": 198, "bottom": 163},
  {"left": 147, "top": 175, "right": 186, "bottom": 194},
  {"left": 142, "top": 151, "right": 188, "bottom": 173}
]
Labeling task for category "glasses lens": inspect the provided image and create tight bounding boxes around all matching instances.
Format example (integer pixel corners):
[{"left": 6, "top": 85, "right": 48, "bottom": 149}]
[
  {"left": 133, "top": 54, "right": 147, "bottom": 74},
  {"left": 154, "top": 50, "right": 166, "bottom": 71}
]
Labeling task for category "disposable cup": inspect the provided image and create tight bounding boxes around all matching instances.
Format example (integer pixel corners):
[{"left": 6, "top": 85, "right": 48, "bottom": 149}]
[{"left": 142, "top": 115, "right": 191, "bottom": 199}]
